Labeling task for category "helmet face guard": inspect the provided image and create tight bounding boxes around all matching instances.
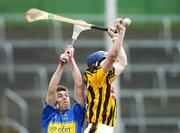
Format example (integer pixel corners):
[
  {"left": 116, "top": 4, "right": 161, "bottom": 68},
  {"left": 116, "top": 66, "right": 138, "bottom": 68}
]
[{"left": 87, "top": 51, "right": 107, "bottom": 68}]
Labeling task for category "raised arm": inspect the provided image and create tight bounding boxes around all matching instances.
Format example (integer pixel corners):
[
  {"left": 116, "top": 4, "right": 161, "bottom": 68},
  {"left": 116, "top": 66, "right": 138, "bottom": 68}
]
[
  {"left": 101, "top": 18, "right": 126, "bottom": 73},
  {"left": 113, "top": 46, "right": 128, "bottom": 75},
  {"left": 111, "top": 20, "right": 128, "bottom": 75},
  {"left": 46, "top": 52, "right": 69, "bottom": 106},
  {"left": 65, "top": 45, "right": 85, "bottom": 106},
  {"left": 46, "top": 62, "right": 65, "bottom": 106}
]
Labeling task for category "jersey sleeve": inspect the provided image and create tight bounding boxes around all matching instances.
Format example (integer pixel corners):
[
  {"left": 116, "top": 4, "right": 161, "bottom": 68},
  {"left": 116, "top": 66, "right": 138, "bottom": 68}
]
[
  {"left": 83, "top": 71, "right": 91, "bottom": 88},
  {"left": 73, "top": 102, "right": 86, "bottom": 126},
  {"left": 97, "top": 67, "right": 108, "bottom": 81},
  {"left": 108, "top": 67, "right": 116, "bottom": 83},
  {"left": 42, "top": 103, "right": 57, "bottom": 128}
]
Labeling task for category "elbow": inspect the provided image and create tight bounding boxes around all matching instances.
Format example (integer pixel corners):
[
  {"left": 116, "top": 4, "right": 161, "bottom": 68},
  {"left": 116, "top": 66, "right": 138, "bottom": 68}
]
[
  {"left": 46, "top": 88, "right": 56, "bottom": 105},
  {"left": 48, "top": 87, "right": 56, "bottom": 96},
  {"left": 108, "top": 50, "right": 119, "bottom": 61},
  {"left": 76, "top": 80, "right": 83, "bottom": 89},
  {"left": 124, "top": 60, "right": 128, "bottom": 66},
  {"left": 47, "top": 86, "right": 57, "bottom": 97},
  {"left": 113, "top": 49, "right": 119, "bottom": 58},
  {"left": 75, "top": 92, "right": 85, "bottom": 106},
  {"left": 74, "top": 76, "right": 83, "bottom": 89}
]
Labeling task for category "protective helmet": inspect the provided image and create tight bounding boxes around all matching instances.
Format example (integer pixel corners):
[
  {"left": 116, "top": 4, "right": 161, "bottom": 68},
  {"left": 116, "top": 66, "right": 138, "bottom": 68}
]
[{"left": 87, "top": 51, "right": 107, "bottom": 68}]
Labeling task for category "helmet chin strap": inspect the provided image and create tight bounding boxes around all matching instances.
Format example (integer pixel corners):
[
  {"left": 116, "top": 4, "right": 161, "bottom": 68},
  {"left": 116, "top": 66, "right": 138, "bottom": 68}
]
[{"left": 95, "top": 61, "right": 99, "bottom": 67}]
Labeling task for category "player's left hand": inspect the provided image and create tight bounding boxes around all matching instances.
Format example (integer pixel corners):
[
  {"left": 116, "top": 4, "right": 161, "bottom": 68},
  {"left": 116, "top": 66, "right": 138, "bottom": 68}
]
[
  {"left": 107, "top": 26, "right": 119, "bottom": 43},
  {"left": 65, "top": 45, "right": 74, "bottom": 61}
]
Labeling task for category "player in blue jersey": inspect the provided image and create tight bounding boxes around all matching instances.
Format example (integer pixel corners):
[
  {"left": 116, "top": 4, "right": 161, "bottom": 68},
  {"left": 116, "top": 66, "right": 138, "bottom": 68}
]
[{"left": 42, "top": 45, "right": 86, "bottom": 133}]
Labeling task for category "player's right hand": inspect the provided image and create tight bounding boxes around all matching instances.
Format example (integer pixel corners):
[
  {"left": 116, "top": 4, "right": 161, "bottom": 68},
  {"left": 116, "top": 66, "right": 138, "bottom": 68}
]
[
  {"left": 115, "top": 18, "right": 126, "bottom": 33},
  {"left": 60, "top": 53, "right": 69, "bottom": 63}
]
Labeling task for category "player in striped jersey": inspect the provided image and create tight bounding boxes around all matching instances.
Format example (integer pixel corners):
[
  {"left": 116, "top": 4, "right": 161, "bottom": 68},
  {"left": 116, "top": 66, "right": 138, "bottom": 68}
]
[{"left": 83, "top": 18, "right": 128, "bottom": 133}]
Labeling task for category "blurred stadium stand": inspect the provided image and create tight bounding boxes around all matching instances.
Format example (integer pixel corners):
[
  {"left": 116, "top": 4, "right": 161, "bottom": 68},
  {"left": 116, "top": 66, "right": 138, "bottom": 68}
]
[{"left": 0, "top": 0, "right": 180, "bottom": 133}]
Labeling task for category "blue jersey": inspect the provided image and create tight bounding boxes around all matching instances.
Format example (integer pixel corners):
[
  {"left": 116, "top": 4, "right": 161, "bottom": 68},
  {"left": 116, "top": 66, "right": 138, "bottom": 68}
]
[{"left": 42, "top": 102, "right": 86, "bottom": 133}]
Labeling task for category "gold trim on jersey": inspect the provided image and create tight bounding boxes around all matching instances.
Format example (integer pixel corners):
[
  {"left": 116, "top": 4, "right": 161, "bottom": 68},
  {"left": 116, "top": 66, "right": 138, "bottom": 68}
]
[{"left": 47, "top": 122, "right": 76, "bottom": 133}]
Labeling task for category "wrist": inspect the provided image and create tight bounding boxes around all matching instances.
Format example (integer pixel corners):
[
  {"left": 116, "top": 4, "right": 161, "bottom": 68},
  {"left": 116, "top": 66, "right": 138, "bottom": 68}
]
[
  {"left": 112, "top": 37, "right": 117, "bottom": 43},
  {"left": 58, "top": 63, "right": 65, "bottom": 70},
  {"left": 112, "top": 37, "right": 117, "bottom": 41},
  {"left": 70, "top": 57, "right": 75, "bottom": 63},
  {"left": 59, "top": 59, "right": 66, "bottom": 65}
]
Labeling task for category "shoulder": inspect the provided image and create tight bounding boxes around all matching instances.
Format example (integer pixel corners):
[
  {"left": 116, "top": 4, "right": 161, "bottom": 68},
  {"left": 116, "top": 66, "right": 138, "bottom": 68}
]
[
  {"left": 83, "top": 66, "right": 101, "bottom": 79},
  {"left": 43, "top": 103, "right": 58, "bottom": 112},
  {"left": 71, "top": 102, "right": 86, "bottom": 113}
]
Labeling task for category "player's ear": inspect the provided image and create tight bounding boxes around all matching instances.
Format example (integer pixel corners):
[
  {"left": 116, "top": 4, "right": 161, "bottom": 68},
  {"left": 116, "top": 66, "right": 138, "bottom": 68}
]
[{"left": 55, "top": 101, "right": 59, "bottom": 108}]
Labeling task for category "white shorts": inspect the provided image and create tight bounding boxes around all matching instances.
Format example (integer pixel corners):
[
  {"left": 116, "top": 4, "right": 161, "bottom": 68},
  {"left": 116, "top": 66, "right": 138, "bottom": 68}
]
[{"left": 84, "top": 123, "right": 114, "bottom": 133}]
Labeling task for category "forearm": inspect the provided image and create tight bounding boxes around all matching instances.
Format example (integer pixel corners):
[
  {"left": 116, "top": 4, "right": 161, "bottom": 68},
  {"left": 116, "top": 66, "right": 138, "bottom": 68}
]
[
  {"left": 49, "top": 63, "right": 64, "bottom": 88},
  {"left": 69, "top": 58, "right": 85, "bottom": 106},
  {"left": 116, "top": 46, "right": 128, "bottom": 66},
  {"left": 113, "top": 46, "right": 128, "bottom": 75},
  {"left": 108, "top": 30, "right": 125, "bottom": 60},
  {"left": 102, "top": 30, "right": 126, "bottom": 72},
  {"left": 69, "top": 58, "right": 82, "bottom": 87},
  {"left": 46, "top": 63, "right": 65, "bottom": 105}
]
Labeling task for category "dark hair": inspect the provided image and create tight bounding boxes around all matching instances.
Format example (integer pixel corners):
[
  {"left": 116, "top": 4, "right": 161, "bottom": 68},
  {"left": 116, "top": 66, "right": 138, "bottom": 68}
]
[{"left": 57, "top": 85, "right": 69, "bottom": 92}]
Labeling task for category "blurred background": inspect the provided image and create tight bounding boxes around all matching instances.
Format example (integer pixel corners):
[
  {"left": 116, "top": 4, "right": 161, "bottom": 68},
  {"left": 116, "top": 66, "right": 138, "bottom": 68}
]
[{"left": 0, "top": 0, "right": 180, "bottom": 133}]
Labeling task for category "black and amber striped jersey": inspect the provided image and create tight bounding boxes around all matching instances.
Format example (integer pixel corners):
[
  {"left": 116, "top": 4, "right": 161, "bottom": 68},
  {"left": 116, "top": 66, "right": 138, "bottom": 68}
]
[{"left": 83, "top": 66, "right": 117, "bottom": 127}]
